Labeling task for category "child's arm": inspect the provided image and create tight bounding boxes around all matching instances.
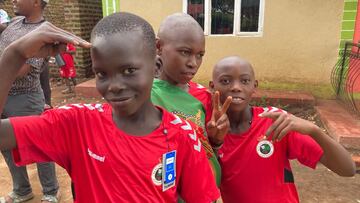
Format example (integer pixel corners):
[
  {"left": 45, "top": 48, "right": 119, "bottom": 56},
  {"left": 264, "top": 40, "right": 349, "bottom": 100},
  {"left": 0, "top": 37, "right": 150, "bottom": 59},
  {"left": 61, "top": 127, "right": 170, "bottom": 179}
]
[
  {"left": 0, "top": 22, "right": 91, "bottom": 150},
  {"left": 207, "top": 91, "right": 232, "bottom": 148},
  {"left": 260, "top": 111, "right": 356, "bottom": 177}
]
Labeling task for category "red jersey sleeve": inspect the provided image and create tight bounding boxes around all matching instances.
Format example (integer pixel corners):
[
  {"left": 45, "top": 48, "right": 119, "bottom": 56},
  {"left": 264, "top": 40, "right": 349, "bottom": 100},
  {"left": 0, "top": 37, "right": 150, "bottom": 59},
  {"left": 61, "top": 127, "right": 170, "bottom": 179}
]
[
  {"left": 188, "top": 82, "right": 213, "bottom": 124},
  {"left": 9, "top": 105, "right": 78, "bottom": 170},
  {"left": 176, "top": 121, "right": 220, "bottom": 203},
  {"left": 286, "top": 131, "right": 324, "bottom": 169}
]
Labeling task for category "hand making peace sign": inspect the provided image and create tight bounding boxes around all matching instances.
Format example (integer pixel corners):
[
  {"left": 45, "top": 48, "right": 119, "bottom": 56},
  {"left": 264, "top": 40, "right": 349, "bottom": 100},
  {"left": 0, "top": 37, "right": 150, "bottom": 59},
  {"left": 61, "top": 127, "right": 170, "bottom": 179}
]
[{"left": 206, "top": 91, "right": 232, "bottom": 148}]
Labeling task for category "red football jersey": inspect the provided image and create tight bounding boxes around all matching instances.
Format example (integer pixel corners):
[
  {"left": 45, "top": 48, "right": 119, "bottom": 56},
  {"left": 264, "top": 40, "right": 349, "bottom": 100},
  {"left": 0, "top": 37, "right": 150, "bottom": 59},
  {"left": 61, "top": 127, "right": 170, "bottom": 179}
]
[
  {"left": 218, "top": 106, "right": 323, "bottom": 203},
  {"left": 10, "top": 104, "right": 220, "bottom": 203}
]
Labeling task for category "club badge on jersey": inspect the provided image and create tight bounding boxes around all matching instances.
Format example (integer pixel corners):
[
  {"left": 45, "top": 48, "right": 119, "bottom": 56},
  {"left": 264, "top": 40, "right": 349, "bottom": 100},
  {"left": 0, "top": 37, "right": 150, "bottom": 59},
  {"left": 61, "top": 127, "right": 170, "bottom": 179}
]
[
  {"left": 256, "top": 136, "right": 274, "bottom": 158},
  {"left": 162, "top": 150, "right": 176, "bottom": 191}
]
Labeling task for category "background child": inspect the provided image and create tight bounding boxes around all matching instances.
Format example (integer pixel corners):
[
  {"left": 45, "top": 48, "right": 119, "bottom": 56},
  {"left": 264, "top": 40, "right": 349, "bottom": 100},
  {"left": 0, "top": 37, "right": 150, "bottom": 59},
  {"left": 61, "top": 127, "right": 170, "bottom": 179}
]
[
  {"left": 209, "top": 56, "right": 356, "bottom": 203},
  {"left": 0, "top": 13, "right": 220, "bottom": 202},
  {"left": 58, "top": 43, "right": 77, "bottom": 94},
  {"left": 152, "top": 13, "right": 230, "bottom": 189}
]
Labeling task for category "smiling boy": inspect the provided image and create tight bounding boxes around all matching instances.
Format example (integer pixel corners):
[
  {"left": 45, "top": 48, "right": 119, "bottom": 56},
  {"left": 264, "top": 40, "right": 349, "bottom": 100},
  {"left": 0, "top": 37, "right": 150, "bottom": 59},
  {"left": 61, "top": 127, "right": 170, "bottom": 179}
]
[
  {"left": 0, "top": 13, "right": 220, "bottom": 203},
  {"left": 209, "top": 56, "right": 356, "bottom": 203}
]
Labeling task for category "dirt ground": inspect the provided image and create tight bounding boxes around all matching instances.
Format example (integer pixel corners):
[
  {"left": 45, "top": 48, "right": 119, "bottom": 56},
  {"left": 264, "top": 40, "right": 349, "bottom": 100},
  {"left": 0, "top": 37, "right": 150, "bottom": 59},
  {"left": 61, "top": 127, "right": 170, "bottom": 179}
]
[{"left": 0, "top": 82, "right": 359, "bottom": 203}]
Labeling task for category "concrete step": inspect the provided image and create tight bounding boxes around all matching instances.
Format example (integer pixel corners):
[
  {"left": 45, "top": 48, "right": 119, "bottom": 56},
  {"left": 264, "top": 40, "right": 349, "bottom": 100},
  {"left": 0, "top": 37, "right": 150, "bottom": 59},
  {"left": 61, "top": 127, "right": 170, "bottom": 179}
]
[
  {"left": 315, "top": 100, "right": 360, "bottom": 150},
  {"left": 315, "top": 100, "right": 360, "bottom": 168},
  {"left": 75, "top": 78, "right": 101, "bottom": 98}
]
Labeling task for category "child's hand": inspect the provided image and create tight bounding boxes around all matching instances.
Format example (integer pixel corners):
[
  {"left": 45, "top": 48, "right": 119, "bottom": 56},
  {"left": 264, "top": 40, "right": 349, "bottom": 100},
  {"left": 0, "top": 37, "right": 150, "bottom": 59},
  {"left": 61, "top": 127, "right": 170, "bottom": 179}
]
[
  {"left": 207, "top": 91, "right": 232, "bottom": 147},
  {"left": 259, "top": 111, "right": 317, "bottom": 141},
  {"left": 10, "top": 22, "right": 91, "bottom": 60}
]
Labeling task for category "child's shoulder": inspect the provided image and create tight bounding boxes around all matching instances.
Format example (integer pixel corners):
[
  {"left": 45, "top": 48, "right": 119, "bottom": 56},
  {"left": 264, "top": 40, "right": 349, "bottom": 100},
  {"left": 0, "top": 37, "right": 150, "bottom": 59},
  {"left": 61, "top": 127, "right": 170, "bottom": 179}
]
[
  {"left": 188, "top": 81, "right": 209, "bottom": 93},
  {"left": 252, "top": 106, "right": 287, "bottom": 115},
  {"left": 163, "top": 110, "right": 203, "bottom": 152},
  {"left": 53, "top": 103, "right": 111, "bottom": 115},
  {"left": 188, "top": 81, "right": 211, "bottom": 101}
]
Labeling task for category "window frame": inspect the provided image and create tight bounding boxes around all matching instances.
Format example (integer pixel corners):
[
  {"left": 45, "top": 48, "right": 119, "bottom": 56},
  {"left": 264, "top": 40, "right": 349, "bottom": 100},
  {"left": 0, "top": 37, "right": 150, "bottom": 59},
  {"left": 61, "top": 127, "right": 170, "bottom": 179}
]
[{"left": 183, "top": 0, "right": 265, "bottom": 37}]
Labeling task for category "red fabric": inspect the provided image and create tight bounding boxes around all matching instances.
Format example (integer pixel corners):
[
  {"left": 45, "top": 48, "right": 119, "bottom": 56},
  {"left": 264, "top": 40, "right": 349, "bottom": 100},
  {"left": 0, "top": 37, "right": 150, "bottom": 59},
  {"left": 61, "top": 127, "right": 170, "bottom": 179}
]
[
  {"left": 188, "top": 81, "right": 212, "bottom": 124},
  {"left": 59, "top": 44, "right": 76, "bottom": 78},
  {"left": 10, "top": 104, "right": 220, "bottom": 203},
  {"left": 218, "top": 106, "right": 323, "bottom": 203}
]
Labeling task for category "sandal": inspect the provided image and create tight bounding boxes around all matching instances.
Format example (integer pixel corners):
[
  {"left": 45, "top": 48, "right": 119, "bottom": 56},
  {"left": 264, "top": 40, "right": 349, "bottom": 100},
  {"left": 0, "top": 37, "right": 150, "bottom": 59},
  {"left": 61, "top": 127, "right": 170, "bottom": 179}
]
[
  {"left": 41, "top": 192, "right": 61, "bottom": 203},
  {"left": 0, "top": 191, "right": 34, "bottom": 203}
]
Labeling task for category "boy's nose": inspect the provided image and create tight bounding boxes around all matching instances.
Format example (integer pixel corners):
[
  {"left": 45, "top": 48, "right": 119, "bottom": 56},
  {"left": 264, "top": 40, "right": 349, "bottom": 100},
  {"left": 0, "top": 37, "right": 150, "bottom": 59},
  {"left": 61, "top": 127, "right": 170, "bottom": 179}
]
[
  {"left": 187, "top": 55, "right": 198, "bottom": 69},
  {"left": 107, "top": 77, "right": 125, "bottom": 93},
  {"left": 231, "top": 81, "right": 243, "bottom": 92}
]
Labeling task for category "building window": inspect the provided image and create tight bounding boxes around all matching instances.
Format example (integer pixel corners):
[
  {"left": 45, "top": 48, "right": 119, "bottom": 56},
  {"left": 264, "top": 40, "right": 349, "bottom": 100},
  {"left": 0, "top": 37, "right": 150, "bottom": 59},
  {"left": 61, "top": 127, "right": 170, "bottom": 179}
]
[
  {"left": 187, "top": 0, "right": 205, "bottom": 29},
  {"left": 183, "top": 0, "right": 265, "bottom": 36}
]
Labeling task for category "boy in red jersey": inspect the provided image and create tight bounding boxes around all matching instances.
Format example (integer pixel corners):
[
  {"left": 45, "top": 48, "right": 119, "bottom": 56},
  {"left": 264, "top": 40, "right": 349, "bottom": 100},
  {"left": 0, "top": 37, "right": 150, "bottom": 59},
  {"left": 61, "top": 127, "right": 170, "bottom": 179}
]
[
  {"left": 209, "top": 56, "right": 356, "bottom": 203},
  {"left": 0, "top": 13, "right": 220, "bottom": 203}
]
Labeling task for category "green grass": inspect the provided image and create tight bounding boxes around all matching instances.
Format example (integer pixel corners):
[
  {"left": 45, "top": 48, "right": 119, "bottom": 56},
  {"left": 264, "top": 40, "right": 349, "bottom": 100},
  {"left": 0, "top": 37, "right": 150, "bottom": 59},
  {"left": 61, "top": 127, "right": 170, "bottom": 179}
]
[
  {"left": 258, "top": 81, "right": 336, "bottom": 99},
  {"left": 195, "top": 79, "right": 336, "bottom": 99}
]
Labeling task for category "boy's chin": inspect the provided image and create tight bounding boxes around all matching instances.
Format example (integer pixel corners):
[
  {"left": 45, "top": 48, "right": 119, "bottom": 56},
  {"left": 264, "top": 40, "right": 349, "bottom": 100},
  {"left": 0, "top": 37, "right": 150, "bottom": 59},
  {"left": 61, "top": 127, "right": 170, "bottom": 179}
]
[{"left": 229, "top": 103, "right": 248, "bottom": 112}]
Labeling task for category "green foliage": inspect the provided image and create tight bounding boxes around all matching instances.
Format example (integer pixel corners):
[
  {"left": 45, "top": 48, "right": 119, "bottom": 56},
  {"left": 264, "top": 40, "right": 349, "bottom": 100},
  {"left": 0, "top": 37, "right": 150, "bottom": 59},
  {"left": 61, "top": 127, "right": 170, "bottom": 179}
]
[
  {"left": 259, "top": 81, "right": 335, "bottom": 99},
  {"left": 195, "top": 79, "right": 335, "bottom": 99}
]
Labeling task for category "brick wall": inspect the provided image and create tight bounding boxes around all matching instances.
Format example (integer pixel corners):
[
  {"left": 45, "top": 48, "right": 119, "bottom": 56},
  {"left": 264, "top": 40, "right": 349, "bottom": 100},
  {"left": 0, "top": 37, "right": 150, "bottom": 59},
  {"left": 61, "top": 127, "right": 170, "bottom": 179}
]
[
  {"left": 64, "top": 0, "right": 103, "bottom": 77},
  {"left": 1, "top": 0, "right": 103, "bottom": 78}
]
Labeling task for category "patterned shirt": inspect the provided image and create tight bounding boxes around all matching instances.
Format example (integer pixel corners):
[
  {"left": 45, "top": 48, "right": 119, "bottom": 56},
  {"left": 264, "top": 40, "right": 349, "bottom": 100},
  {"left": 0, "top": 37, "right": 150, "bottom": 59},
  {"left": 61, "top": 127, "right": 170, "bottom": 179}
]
[{"left": 0, "top": 16, "right": 46, "bottom": 95}]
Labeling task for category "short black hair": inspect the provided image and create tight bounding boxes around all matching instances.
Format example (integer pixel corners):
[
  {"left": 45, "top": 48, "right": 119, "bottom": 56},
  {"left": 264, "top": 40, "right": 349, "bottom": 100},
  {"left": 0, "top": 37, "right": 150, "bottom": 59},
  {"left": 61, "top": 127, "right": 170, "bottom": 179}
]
[{"left": 91, "top": 12, "right": 156, "bottom": 58}]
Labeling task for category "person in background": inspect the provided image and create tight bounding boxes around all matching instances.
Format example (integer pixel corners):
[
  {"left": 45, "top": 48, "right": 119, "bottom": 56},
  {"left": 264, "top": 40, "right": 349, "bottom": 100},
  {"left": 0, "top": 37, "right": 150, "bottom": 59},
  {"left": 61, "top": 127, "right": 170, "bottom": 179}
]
[
  {"left": 0, "top": 0, "right": 60, "bottom": 202},
  {"left": 58, "top": 43, "right": 77, "bottom": 94}
]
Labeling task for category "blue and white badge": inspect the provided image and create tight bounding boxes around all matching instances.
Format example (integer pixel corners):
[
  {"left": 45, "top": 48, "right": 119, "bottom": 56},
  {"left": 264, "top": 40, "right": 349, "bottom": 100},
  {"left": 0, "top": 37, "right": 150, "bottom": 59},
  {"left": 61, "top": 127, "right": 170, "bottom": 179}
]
[{"left": 162, "top": 150, "right": 176, "bottom": 191}]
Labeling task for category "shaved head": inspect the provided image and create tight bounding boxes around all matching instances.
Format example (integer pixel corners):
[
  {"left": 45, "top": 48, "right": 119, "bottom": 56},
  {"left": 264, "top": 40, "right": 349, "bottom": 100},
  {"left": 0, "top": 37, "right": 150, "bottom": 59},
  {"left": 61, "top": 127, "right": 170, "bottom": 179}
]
[
  {"left": 213, "top": 56, "right": 255, "bottom": 79},
  {"left": 158, "top": 13, "right": 204, "bottom": 42}
]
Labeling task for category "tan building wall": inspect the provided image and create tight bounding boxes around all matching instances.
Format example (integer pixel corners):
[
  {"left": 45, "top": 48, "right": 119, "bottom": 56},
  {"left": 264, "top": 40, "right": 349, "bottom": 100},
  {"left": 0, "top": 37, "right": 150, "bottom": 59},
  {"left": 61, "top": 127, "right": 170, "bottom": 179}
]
[{"left": 121, "top": 0, "right": 344, "bottom": 85}]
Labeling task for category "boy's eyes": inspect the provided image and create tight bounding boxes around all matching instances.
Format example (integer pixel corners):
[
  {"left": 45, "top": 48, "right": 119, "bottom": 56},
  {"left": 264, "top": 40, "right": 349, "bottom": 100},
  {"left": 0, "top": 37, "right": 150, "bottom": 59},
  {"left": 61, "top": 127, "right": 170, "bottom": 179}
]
[
  {"left": 180, "top": 50, "right": 191, "bottom": 56},
  {"left": 220, "top": 78, "right": 231, "bottom": 85},
  {"left": 219, "top": 78, "right": 251, "bottom": 85},
  {"left": 179, "top": 50, "right": 204, "bottom": 60},
  {"left": 241, "top": 79, "right": 250, "bottom": 84},
  {"left": 196, "top": 53, "right": 204, "bottom": 59},
  {"left": 95, "top": 71, "right": 106, "bottom": 79},
  {"left": 123, "top": 67, "right": 137, "bottom": 75}
]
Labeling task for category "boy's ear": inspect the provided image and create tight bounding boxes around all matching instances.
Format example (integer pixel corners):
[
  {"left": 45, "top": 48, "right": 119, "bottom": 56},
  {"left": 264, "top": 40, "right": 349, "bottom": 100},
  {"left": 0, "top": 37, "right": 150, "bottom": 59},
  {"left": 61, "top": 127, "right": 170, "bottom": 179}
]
[
  {"left": 254, "top": 80, "right": 258, "bottom": 88},
  {"left": 253, "top": 80, "right": 259, "bottom": 93},
  {"left": 156, "top": 37, "right": 162, "bottom": 55},
  {"left": 208, "top": 81, "right": 215, "bottom": 93}
]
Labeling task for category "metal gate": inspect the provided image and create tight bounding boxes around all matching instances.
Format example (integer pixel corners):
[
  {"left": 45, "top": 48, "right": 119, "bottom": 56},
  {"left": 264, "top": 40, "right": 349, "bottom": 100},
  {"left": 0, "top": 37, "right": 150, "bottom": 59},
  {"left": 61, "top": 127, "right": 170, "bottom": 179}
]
[{"left": 331, "top": 41, "right": 360, "bottom": 115}]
